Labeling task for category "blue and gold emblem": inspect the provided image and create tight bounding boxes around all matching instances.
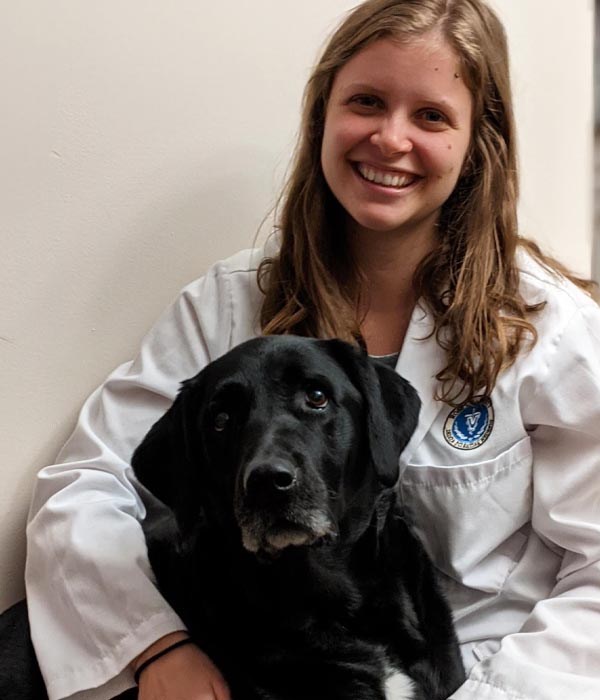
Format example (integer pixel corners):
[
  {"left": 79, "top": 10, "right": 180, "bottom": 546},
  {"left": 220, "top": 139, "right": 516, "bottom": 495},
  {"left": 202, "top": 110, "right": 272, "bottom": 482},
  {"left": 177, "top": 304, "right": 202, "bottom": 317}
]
[{"left": 443, "top": 397, "right": 494, "bottom": 450}]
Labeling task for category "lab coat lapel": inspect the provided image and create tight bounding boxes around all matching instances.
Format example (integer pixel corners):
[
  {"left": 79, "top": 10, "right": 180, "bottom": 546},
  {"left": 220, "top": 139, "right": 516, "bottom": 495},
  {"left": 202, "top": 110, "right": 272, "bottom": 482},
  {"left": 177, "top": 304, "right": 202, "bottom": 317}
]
[{"left": 395, "top": 302, "right": 446, "bottom": 465}]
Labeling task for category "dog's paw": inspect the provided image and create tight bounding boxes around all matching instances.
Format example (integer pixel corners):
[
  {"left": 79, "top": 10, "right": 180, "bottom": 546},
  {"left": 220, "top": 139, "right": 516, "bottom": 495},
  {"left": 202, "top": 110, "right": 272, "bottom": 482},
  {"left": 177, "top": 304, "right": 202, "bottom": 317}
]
[{"left": 384, "top": 672, "right": 415, "bottom": 700}]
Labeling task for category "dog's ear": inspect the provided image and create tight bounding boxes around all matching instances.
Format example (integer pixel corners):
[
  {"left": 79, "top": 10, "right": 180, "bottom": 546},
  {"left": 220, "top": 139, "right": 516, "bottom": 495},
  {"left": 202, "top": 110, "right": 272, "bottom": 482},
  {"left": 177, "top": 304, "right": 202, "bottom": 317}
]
[
  {"left": 131, "top": 378, "right": 204, "bottom": 524},
  {"left": 323, "top": 339, "right": 420, "bottom": 487}
]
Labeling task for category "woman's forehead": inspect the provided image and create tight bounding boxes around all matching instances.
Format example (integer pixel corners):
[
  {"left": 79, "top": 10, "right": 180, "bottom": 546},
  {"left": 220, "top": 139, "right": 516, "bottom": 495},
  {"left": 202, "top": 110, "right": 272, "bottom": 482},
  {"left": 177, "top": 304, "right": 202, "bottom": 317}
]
[{"left": 332, "top": 35, "right": 463, "bottom": 89}]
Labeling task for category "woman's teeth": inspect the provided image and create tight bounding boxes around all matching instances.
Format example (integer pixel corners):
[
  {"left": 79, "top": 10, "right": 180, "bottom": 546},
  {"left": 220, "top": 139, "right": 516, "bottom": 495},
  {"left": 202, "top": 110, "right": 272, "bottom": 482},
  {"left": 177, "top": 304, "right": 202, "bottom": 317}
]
[{"left": 357, "top": 164, "right": 416, "bottom": 189}]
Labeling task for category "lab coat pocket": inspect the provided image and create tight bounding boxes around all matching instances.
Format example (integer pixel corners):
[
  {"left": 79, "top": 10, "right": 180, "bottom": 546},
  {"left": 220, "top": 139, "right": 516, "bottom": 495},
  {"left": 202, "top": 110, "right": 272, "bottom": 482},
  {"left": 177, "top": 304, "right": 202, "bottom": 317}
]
[{"left": 401, "top": 437, "right": 532, "bottom": 592}]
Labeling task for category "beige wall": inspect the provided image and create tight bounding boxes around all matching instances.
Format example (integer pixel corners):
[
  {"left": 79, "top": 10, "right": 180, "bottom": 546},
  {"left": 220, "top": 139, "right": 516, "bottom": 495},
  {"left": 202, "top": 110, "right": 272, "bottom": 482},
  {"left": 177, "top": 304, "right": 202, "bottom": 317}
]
[{"left": 0, "top": 0, "right": 594, "bottom": 612}]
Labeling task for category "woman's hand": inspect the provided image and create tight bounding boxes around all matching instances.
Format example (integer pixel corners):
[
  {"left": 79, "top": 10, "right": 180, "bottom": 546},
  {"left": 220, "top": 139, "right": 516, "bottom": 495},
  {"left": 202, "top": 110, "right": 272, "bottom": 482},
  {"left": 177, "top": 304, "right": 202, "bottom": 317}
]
[{"left": 132, "top": 632, "right": 231, "bottom": 700}]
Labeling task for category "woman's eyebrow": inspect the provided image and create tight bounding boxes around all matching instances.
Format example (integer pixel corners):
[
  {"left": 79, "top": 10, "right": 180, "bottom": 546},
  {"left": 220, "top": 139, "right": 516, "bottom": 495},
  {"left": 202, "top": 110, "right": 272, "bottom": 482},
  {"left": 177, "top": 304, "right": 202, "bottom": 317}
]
[{"left": 338, "top": 82, "right": 385, "bottom": 94}]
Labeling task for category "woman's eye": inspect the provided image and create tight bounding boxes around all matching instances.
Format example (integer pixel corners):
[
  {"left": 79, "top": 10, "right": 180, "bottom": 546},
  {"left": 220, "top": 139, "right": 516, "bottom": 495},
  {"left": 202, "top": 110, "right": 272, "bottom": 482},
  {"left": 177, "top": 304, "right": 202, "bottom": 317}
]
[
  {"left": 349, "top": 94, "right": 382, "bottom": 110},
  {"left": 418, "top": 109, "right": 448, "bottom": 126},
  {"left": 213, "top": 412, "right": 230, "bottom": 432},
  {"left": 305, "top": 388, "right": 329, "bottom": 410}
]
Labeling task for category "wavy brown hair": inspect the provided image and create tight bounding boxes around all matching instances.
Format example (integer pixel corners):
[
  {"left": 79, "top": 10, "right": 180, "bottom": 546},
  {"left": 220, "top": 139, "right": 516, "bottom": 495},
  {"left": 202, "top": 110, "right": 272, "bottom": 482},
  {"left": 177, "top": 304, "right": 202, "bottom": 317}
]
[{"left": 257, "top": 0, "right": 595, "bottom": 404}]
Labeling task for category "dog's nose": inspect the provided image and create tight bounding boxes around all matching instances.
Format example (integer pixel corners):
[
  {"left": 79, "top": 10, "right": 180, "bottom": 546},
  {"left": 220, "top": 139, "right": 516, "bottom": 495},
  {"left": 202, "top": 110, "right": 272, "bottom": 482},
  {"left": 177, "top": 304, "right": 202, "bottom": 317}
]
[{"left": 243, "top": 462, "right": 297, "bottom": 496}]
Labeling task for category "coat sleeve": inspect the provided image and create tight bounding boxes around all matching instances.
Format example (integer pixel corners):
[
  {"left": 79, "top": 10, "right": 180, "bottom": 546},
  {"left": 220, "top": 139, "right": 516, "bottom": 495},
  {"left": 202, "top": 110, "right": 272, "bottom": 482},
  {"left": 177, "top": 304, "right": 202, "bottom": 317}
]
[
  {"left": 450, "top": 302, "right": 600, "bottom": 700},
  {"left": 25, "top": 264, "right": 236, "bottom": 700}
]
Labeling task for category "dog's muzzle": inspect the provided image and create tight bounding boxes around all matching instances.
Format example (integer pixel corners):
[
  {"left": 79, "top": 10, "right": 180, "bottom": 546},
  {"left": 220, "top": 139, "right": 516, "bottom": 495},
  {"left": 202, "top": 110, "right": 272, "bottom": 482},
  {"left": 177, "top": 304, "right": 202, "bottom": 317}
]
[{"left": 235, "top": 458, "right": 336, "bottom": 556}]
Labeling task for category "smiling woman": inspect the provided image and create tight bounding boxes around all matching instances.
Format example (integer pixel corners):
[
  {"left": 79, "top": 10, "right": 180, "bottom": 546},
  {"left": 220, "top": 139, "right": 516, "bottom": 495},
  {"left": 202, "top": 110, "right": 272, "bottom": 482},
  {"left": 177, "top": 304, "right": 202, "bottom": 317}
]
[{"left": 8, "top": 2, "right": 600, "bottom": 700}]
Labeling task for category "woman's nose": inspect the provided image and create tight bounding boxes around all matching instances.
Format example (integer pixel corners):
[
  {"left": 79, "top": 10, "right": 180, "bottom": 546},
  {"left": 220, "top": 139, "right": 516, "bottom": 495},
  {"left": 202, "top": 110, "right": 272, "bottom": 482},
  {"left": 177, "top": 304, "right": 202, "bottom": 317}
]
[{"left": 369, "top": 117, "right": 413, "bottom": 157}]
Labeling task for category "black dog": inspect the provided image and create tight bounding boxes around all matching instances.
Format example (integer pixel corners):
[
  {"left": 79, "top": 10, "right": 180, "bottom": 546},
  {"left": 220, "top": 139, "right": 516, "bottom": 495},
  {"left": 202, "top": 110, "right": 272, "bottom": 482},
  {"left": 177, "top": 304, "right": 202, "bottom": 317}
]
[{"left": 132, "top": 336, "right": 465, "bottom": 700}]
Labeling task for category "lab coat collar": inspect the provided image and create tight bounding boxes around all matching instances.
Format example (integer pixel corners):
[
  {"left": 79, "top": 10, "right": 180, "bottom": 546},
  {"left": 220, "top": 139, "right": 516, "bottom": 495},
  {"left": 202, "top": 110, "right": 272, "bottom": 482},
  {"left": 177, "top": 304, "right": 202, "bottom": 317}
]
[{"left": 395, "top": 301, "right": 446, "bottom": 466}]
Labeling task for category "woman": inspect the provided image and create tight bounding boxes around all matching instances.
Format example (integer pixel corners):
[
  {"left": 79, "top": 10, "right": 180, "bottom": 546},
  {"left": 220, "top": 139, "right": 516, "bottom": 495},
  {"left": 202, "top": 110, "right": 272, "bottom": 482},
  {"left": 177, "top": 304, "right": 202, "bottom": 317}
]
[{"left": 26, "top": 1, "right": 600, "bottom": 699}]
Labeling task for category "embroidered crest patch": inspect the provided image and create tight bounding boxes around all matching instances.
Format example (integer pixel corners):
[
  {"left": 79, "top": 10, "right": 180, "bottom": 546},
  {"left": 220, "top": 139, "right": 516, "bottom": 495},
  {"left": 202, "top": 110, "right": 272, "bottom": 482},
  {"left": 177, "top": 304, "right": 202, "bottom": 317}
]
[{"left": 443, "top": 397, "right": 494, "bottom": 450}]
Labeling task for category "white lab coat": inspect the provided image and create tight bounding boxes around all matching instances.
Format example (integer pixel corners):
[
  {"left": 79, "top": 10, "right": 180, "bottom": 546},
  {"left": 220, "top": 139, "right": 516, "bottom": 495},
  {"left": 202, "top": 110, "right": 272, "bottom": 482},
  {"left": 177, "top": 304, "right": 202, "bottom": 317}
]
[{"left": 25, "top": 247, "right": 600, "bottom": 700}]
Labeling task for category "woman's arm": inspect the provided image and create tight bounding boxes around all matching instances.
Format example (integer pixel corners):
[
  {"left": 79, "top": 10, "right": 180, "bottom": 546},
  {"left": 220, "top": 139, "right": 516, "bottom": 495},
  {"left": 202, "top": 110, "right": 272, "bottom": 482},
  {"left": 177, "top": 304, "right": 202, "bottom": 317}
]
[{"left": 450, "top": 303, "right": 600, "bottom": 700}]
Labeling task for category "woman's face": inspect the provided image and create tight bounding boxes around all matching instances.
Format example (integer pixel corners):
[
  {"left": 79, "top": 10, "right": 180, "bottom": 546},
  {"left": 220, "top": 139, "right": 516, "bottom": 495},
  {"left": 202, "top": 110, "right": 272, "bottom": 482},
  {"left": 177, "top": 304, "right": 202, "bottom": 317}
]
[{"left": 321, "top": 33, "right": 473, "bottom": 245}]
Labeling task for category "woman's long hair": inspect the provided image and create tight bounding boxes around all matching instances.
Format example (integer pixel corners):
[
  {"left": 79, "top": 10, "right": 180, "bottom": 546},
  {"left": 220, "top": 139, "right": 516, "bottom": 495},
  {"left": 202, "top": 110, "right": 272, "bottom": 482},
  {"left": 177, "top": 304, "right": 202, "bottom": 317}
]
[{"left": 258, "top": 0, "right": 595, "bottom": 404}]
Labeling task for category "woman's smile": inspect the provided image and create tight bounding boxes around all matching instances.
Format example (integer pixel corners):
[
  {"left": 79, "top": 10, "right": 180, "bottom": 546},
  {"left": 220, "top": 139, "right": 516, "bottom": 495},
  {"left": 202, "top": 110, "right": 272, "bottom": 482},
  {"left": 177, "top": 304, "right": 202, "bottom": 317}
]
[{"left": 355, "top": 162, "right": 420, "bottom": 190}]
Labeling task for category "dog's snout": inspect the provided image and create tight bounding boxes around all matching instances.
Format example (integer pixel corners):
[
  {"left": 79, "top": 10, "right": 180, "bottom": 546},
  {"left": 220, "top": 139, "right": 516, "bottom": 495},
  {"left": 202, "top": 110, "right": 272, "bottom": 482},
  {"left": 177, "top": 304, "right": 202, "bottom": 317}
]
[{"left": 243, "top": 462, "right": 297, "bottom": 496}]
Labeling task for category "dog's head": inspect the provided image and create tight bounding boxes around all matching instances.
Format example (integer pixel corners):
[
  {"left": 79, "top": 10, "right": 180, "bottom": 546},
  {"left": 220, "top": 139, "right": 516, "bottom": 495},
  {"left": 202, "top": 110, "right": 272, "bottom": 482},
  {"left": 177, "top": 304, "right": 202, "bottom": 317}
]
[{"left": 132, "top": 336, "right": 419, "bottom": 556}]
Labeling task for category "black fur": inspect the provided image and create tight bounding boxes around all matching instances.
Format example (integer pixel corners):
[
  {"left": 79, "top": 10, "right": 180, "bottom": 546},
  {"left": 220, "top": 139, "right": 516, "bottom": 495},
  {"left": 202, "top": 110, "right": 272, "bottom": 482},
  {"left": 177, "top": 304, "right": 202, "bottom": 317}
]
[
  {"left": 0, "top": 336, "right": 465, "bottom": 700},
  {"left": 132, "top": 336, "right": 465, "bottom": 700}
]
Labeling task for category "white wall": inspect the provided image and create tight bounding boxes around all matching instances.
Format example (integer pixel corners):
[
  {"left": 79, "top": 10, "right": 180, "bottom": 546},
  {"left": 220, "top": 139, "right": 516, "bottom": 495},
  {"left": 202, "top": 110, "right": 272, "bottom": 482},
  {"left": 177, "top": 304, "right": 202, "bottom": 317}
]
[
  {"left": 0, "top": 0, "right": 593, "bottom": 612},
  {"left": 497, "top": 0, "right": 595, "bottom": 273}
]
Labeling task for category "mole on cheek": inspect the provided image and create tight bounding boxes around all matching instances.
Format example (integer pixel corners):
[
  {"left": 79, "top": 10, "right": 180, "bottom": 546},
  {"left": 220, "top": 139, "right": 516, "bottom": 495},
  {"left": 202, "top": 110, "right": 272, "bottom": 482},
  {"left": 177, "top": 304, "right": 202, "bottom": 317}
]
[{"left": 448, "top": 144, "right": 452, "bottom": 150}]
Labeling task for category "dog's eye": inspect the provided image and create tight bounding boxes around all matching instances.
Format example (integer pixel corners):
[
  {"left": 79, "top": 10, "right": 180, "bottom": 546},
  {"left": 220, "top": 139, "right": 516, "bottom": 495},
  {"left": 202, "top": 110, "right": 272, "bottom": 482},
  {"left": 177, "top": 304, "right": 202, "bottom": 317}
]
[
  {"left": 305, "top": 388, "right": 328, "bottom": 410},
  {"left": 213, "top": 412, "right": 230, "bottom": 432}
]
